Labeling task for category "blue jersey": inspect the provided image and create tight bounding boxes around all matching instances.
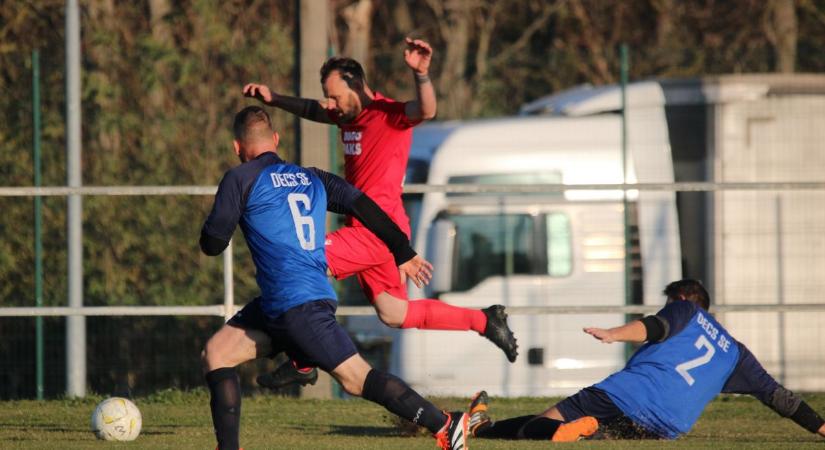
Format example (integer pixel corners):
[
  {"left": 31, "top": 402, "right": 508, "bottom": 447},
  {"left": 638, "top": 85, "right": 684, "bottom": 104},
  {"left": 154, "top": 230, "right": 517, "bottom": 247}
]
[
  {"left": 595, "top": 301, "right": 741, "bottom": 439},
  {"left": 202, "top": 152, "right": 361, "bottom": 318}
]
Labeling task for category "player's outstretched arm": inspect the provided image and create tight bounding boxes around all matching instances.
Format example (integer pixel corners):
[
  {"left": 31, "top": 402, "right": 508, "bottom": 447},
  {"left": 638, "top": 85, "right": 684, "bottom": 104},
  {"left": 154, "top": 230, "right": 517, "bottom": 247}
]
[
  {"left": 585, "top": 313, "right": 669, "bottom": 344},
  {"left": 765, "top": 387, "right": 825, "bottom": 437},
  {"left": 584, "top": 320, "right": 647, "bottom": 344},
  {"left": 720, "top": 344, "right": 825, "bottom": 437},
  {"left": 403, "top": 38, "right": 437, "bottom": 122},
  {"left": 242, "top": 83, "right": 333, "bottom": 124}
]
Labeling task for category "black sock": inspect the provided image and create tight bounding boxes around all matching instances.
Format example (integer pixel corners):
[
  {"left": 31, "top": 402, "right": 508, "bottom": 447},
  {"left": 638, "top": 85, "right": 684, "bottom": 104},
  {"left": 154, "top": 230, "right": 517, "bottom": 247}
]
[
  {"left": 361, "top": 369, "right": 448, "bottom": 433},
  {"left": 475, "top": 415, "right": 534, "bottom": 439},
  {"left": 205, "top": 367, "right": 241, "bottom": 450},
  {"left": 521, "top": 417, "right": 562, "bottom": 439}
]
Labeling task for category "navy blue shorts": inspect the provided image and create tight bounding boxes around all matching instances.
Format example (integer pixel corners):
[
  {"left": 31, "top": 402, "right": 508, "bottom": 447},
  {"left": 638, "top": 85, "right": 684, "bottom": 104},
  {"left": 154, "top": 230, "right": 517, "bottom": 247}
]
[
  {"left": 555, "top": 386, "right": 623, "bottom": 422},
  {"left": 556, "top": 387, "right": 660, "bottom": 439},
  {"left": 227, "top": 298, "right": 358, "bottom": 372}
]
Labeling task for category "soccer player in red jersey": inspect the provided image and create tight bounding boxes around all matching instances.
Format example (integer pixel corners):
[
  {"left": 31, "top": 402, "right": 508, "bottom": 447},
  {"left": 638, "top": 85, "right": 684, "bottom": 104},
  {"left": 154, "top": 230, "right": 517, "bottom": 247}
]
[{"left": 243, "top": 38, "right": 518, "bottom": 388}]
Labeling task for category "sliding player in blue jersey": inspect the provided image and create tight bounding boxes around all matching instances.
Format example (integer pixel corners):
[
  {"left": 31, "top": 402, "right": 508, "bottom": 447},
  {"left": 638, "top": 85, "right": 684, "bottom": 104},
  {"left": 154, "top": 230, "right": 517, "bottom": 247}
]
[
  {"left": 199, "top": 106, "right": 468, "bottom": 450},
  {"left": 467, "top": 279, "right": 825, "bottom": 442}
]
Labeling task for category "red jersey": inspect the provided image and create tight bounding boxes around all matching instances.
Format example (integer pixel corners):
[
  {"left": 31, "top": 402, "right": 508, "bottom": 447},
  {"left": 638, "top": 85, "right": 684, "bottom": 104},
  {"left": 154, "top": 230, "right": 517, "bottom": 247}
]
[{"left": 331, "top": 92, "right": 420, "bottom": 234}]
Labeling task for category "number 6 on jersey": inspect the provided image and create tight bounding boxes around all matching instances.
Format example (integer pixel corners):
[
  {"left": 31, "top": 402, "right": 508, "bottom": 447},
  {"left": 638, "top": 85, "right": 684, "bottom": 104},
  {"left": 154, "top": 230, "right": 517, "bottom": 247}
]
[{"left": 287, "top": 193, "right": 315, "bottom": 250}]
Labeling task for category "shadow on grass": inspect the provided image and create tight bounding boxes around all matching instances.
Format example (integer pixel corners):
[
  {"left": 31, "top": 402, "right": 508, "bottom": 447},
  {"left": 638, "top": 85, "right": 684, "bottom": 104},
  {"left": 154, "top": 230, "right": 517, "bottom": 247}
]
[
  {"left": 328, "top": 424, "right": 407, "bottom": 437},
  {"left": 0, "top": 424, "right": 83, "bottom": 433}
]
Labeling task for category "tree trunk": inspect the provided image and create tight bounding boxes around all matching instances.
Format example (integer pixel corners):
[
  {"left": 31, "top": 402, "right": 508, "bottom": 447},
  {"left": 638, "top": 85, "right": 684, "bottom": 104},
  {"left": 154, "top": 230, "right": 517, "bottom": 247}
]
[
  {"left": 436, "top": 0, "right": 471, "bottom": 118},
  {"left": 148, "top": 0, "right": 172, "bottom": 109},
  {"left": 771, "top": 0, "right": 797, "bottom": 73},
  {"left": 341, "top": 0, "right": 373, "bottom": 71},
  {"left": 149, "top": 0, "right": 172, "bottom": 43}
]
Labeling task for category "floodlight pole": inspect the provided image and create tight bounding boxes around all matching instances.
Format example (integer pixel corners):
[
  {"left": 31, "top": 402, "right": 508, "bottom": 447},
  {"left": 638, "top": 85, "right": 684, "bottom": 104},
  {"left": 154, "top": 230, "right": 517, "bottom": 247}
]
[{"left": 66, "top": 0, "right": 86, "bottom": 398}]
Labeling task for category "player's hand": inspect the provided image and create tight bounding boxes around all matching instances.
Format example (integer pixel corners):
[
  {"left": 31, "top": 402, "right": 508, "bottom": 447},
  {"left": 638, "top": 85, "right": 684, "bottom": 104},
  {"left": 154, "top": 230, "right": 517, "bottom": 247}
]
[
  {"left": 584, "top": 327, "right": 616, "bottom": 343},
  {"left": 399, "top": 255, "right": 433, "bottom": 288},
  {"left": 404, "top": 37, "right": 432, "bottom": 75},
  {"left": 243, "top": 83, "right": 274, "bottom": 104}
]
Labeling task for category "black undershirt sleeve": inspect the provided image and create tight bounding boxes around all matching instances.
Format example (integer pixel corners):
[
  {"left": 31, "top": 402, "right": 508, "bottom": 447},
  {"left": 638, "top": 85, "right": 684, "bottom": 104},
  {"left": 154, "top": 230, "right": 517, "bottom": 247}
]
[
  {"left": 200, "top": 231, "right": 229, "bottom": 256},
  {"left": 721, "top": 342, "right": 824, "bottom": 434},
  {"left": 308, "top": 167, "right": 417, "bottom": 265},
  {"left": 349, "top": 194, "right": 417, "bottom": 265},
  {"left": 200, "top": 169, "right": 245, "bottom": 256},
  {"left": 640, "top": 315, "right": 668, "bottom": 342},
  {"left": 790, "top": 400, "right": 825, "bottom": 434}
]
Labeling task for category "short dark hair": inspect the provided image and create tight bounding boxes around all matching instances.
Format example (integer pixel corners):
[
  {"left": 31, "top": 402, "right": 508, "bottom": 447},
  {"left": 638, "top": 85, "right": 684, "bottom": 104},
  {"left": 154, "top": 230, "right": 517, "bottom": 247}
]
[
  {"left": 664, "top": 279, "right": 711, "bottom": 311},
  {"left": 233, "top": 106, "right": 272, "bottom": 143},
  {"left": 320, "top": 57, "right": 366, "bottom": 88}
]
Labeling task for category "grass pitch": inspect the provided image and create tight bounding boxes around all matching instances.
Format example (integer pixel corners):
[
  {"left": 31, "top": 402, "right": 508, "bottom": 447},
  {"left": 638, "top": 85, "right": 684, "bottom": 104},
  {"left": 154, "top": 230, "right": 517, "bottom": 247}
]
[{"left": 1, "top": 390, "right": 823, "bottom": 449}]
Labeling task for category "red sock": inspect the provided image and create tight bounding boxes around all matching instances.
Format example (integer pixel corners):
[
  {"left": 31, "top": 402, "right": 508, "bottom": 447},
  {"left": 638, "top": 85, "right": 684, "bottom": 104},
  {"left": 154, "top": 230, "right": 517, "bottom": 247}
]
[{"left": 401, "top": 299, "right": 487, "bottom": 334}]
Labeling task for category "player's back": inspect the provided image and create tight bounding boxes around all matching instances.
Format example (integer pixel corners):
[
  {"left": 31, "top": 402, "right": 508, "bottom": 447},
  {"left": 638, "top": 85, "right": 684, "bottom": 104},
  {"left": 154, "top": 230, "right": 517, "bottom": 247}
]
[
  {"left": 595, "top": 302, "right": 740, "bottom": 438},
  {"left": 223, "top": 153, "right": 336, "bottom": 318}
]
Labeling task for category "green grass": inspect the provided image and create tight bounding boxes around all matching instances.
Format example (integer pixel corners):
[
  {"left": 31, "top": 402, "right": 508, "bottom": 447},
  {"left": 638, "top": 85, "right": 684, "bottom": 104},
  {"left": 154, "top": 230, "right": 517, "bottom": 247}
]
[{"left": 1, "top": 390, "right": 824, "bottom": 449}]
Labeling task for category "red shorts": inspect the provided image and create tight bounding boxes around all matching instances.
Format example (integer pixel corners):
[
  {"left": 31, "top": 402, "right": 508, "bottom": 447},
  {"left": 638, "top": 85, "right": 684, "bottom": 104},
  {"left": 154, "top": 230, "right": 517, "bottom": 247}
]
[{"left": 325, "top": 226, "right": 409, "bottom": 301}]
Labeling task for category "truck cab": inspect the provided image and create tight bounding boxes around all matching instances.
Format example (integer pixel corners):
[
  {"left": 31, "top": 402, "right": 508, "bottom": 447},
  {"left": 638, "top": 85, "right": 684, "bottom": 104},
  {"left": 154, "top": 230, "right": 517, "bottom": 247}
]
[{"left": 394, "top": 82, "right": 682, "bottom": 396}]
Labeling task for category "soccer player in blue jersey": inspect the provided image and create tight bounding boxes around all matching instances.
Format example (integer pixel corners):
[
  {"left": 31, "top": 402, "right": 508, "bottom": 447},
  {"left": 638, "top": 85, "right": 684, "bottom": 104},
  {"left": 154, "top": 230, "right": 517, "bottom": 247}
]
[
  {"left": 199, "top": 106, "right": 468, "bottom": 450},
  {"left": 467, "top": 279, "right": 825, "bottom": 441}
]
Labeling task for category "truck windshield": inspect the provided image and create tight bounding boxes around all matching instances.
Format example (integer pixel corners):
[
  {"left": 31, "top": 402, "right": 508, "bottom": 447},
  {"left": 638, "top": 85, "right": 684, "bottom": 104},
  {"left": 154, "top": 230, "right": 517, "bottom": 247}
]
[{"left": 451, "top": 214, "right": 536, "bottom": 291}]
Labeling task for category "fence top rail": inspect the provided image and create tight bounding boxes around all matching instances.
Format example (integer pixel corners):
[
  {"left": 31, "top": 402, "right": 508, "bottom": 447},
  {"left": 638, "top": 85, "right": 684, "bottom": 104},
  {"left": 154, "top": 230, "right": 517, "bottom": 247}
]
[
  {"left": 3, "top": 182, "right": 825, "bottom": 197},
  {"left": 2, "top": 304, "right": 825, "bottom": 317}
]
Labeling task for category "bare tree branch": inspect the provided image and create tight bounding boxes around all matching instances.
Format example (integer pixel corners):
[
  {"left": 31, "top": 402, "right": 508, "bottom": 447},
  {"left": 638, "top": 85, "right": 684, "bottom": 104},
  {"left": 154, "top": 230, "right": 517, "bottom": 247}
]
[
  {"left": 569, "top": 0, "right": 612, "bottom": 84},
  {"left": 489, "top": 2, "right": 560, "bottom": 69}
]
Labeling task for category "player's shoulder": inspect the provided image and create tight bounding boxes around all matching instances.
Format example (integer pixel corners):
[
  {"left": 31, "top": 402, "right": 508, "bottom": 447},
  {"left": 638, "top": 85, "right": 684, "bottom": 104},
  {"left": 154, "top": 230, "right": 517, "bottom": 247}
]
[
  {"left": 368, "top": 92, "right": 405, "bottom": 112},
  {"left": 657, "top": 299, "right": 698, "bottom": 317},
  {"left": 655, "top": 300, "right": 700, "bottom": 336},
  {"left": 371, "top": 91, "right": 399, "bottom": 104},
  {"left": 303, "top": 166, "right": 341, "bottom": 187}
]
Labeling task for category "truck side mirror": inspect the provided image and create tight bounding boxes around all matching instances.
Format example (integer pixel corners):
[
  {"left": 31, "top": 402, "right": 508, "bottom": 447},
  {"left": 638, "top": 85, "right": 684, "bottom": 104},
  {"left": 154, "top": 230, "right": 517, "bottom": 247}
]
[{"left": 426, "top": 219, "right": 456, "bottom": 296}]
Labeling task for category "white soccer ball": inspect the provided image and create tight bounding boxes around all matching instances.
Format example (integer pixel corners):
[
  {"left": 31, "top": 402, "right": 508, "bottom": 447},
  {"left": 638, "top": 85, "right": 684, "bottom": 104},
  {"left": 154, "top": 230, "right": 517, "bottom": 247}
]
[{"left": 90, "top": 397, "right": 142, "bottom": 441}]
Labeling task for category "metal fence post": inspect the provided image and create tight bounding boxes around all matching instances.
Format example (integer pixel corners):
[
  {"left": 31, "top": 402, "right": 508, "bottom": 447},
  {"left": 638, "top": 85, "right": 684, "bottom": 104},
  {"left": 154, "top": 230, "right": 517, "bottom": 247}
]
[{"left": 65, "top": 0, "right": 86, "bottom": 398}]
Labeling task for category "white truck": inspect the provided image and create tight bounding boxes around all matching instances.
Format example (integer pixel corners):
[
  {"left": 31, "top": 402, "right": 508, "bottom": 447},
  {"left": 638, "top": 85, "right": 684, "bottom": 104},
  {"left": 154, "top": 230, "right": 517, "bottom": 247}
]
[
  {"left": 347, "top": 74, "right": 825, "bottom": 396},
  {"left": 392, "top": 82, "right": 683, "bottom": 397}
]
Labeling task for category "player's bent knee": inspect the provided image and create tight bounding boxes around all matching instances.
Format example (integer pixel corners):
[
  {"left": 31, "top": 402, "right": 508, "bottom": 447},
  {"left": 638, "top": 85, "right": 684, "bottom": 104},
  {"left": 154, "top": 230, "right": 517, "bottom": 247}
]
[
  {"left": 376, "top": 309, "right": 404, "bottom": 328},
  {"left": 202, "top": 339, "right": 226, "bottom": 371},
  {"left": 330, "top": 369, "right": 365, "bottom": 396},
  {"left": 373, "top": 293, "right": 407, "bottom": 328},
  {"left": 340, "top": 378, "right": 364, "bottom": 397},
  {"left": 541, "top": 405, "right": 565, "bottom": 421},
  {"left": 331, "top": 354, "right": 372, "bottom": 397}
]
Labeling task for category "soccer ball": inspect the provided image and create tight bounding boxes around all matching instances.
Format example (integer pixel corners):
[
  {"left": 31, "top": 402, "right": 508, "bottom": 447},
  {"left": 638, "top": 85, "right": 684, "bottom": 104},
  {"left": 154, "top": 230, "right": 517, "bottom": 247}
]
[{"left": 90, "top": 397, "right": 142, "bottom": 441}]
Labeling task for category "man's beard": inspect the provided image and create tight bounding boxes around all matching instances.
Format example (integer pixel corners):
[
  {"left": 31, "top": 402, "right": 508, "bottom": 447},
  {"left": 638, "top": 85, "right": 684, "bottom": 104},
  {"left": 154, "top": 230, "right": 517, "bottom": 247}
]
[{"left": 337, "top": 109, "right": 357, "bottom": 123}]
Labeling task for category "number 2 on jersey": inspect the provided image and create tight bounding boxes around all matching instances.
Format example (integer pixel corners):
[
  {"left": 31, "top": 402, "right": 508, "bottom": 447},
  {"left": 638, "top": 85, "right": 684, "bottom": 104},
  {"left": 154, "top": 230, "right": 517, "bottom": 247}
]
[
  {"left": 287, "top": 193, "right": 315, "bottom": 250},
  {"left": 675, "top": 334, "right": 715, "bottom": 386}
]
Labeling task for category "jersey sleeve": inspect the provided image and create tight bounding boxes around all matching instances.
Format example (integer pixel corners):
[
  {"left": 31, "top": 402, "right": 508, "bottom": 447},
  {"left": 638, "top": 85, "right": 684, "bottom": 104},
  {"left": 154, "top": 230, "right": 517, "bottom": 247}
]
[
  {"left": 201, "top": 169, "right": 244, "bottom": 247},
  {"left": 384, "top": 100, "right": 421, "bottom": 130},
  {"left": 306, "top": 167, "right": 362, "bottom": 213},
  {"left": 655, "top": 300, "right": 697, "bottom": 340},
  {"left": 721, "top": 342, "right": 780, "bottom": 403},
  {"left": 326, "top": 108, "right": 342, "bottom": 125}
]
